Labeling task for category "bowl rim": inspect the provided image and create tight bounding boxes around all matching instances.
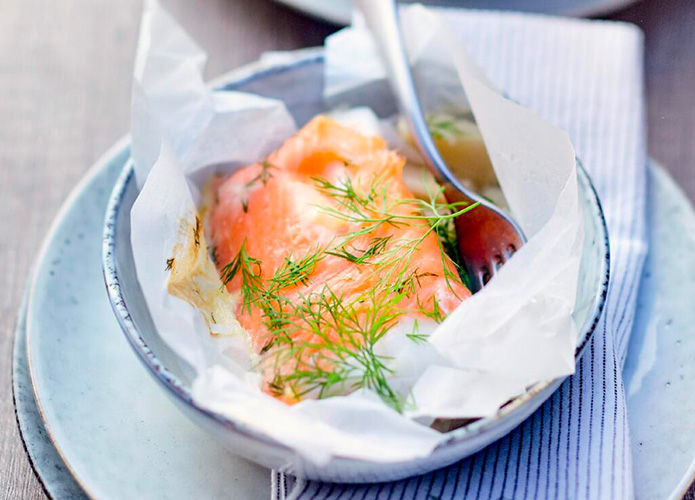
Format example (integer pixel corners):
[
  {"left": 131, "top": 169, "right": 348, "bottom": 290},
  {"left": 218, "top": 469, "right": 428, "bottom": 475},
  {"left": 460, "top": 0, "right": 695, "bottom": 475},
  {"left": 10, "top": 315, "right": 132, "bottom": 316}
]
[{"left": 102, "top": 49, "right": 610, "bottom": 463}]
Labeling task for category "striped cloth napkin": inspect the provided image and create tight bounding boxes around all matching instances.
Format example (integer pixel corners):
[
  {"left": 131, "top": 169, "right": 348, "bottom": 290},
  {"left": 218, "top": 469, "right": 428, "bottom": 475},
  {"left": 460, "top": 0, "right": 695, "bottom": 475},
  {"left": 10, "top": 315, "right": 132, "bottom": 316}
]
[{"left": 274, "top": 8, "right": 647, "bottom": 500}]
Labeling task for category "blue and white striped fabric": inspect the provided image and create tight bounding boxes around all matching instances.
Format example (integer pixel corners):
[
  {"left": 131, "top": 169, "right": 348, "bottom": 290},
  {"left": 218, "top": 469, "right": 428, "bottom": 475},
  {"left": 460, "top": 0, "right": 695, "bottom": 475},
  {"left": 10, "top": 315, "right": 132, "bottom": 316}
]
[{"left": 274, "top": 9, "right": 647, "bottom": 500}]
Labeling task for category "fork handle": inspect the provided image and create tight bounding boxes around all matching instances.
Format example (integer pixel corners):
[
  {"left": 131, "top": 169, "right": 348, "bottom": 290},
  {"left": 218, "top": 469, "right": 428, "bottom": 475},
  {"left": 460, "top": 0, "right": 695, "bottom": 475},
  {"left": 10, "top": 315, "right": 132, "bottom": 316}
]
[{"left": 355, "top": 0, "right": 472, "bottom": 195}]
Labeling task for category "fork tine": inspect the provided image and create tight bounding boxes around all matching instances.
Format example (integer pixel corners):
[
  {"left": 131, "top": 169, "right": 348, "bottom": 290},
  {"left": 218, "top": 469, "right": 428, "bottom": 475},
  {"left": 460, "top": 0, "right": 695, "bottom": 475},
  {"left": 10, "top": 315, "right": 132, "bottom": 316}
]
[
  {"left": 468, "top": 239, "right": 519, "bottom": 292},
  {"left": 481, "top": 266, "right": 492, "bottom": 285},
  {"left": 468, "top": 267, "right": 486, "bottom": 292}
]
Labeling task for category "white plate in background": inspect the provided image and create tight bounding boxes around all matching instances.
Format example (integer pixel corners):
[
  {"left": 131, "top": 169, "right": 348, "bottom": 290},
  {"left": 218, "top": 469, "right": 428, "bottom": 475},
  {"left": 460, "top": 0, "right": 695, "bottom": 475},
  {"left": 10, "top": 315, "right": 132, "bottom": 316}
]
[{"left": 274, "top": 0, "right": 640, "bottom": 26}]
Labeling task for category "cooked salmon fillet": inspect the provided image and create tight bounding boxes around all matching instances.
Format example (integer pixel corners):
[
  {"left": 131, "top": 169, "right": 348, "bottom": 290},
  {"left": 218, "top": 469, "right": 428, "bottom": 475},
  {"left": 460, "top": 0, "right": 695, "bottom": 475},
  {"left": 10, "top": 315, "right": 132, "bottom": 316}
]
[{"left": 210, "top": 116, "right": 470, "bottom": 404}]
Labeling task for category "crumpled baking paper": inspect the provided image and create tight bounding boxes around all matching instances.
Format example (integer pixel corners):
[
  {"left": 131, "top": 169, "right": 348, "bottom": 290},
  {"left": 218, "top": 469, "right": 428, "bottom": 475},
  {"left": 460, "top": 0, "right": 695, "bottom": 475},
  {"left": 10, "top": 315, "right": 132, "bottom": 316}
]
[{"left": 129, "top": 0, "right": 582, "bottom": 464}]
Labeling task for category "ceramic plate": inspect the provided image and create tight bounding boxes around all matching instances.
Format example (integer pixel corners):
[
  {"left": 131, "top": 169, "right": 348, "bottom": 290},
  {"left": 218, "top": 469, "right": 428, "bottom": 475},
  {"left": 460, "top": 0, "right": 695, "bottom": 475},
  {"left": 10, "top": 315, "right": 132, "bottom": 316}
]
[
  {"left": 274, "top": 0, "right": 640, "bottom": 26},
  {"left": 20, "top": 141, "right": 269, "bottom": 499},
  {"left": 13, "top": 285, "right": 86, "bottom": 500},
  {"left": 623, "top": 166, "right": 695, "bottom": 500},
  {"left": 12, "top": 135, "right": 695, "bottom": 497}
]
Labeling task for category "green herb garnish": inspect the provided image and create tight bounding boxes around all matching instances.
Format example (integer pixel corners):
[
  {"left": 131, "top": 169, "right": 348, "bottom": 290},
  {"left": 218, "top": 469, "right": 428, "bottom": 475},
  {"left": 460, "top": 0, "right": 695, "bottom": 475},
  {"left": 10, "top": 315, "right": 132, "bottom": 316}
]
[{"left": 218, "top": 169, "right": 478, "bottom": 411}]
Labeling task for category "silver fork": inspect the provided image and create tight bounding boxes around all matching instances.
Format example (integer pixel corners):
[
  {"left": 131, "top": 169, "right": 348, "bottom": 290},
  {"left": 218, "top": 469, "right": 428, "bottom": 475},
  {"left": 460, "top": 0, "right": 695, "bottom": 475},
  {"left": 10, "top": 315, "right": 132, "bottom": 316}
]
[{"left": 355, "top": 0, "right": 526, "bottom": 292}]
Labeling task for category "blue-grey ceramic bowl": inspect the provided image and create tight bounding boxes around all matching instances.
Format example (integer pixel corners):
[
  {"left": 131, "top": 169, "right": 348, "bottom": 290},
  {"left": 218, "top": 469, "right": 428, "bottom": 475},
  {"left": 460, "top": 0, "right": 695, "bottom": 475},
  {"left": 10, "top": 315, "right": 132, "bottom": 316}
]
[{"left": 102, "top": 50, "right": 609, "bottom": 483}]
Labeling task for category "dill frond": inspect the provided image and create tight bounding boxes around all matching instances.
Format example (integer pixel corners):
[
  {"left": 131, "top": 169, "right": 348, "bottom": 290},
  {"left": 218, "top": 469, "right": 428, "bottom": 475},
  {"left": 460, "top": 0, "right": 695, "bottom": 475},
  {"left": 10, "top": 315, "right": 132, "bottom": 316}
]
[{"left": 216, "top": 165, "right": 480, "bottom": 411}]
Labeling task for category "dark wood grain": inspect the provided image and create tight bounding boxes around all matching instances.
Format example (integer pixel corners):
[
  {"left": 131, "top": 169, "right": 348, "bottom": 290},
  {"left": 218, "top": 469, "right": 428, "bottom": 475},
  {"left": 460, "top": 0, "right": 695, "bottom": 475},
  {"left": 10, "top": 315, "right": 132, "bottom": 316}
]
[
  {"left": 0, "top": 3, "right": 142, "bottom": 497},
  {"left": 609, "top": 0, "right": 695, "bottom": 202},
  {"left": 0, "top": 0, "right": 692, "bottom": 498},
  {"left": 0, "top": 1, "right": 331, "bottom": 498}
]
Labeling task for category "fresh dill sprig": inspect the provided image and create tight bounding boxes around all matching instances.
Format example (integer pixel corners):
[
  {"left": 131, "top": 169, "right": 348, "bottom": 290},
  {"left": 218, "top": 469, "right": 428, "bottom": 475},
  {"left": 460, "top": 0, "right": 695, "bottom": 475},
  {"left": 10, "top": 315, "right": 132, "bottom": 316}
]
[
  {"left": 245, "top": 160, "right": 276, "bottom": 188},
  {"left": 391, "top": 268, "right": 437, "bottom": 297},
  {"left": 312, "top": 174, "right": 377, "bottom": 209},
  {"left": 417, "top": 295, "right": 445, "bottom": 323},
  {"left": 426, "top": 115, "right": 463, "bottom": 140},
  {"left": 313, "top": 175, "right": 477, "bottom": 293},
  {"left": 406, "top": 319, "right": 429, "bottom": 345},
  {"left": 216, "top": 165, "right": 480, "bottom": 411},
  {"left": 325, "top": 236, "right": 391, "bottom": 265},
  {"left": 269, "top": 248, "right": 324, "bottom": 290},
  {"left": 219, "top": 239, "right": 264, "bottom": 314},
  {"left": 272, "top": 285, "right": 408, "bottom": 410}
]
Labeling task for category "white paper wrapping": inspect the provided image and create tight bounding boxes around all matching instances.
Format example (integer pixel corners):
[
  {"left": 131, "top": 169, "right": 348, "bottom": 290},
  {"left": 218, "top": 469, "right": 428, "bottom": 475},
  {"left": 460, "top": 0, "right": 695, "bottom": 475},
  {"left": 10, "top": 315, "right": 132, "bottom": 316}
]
[{"left": 129, "top": 0, "right": 582, "bottom": 464}]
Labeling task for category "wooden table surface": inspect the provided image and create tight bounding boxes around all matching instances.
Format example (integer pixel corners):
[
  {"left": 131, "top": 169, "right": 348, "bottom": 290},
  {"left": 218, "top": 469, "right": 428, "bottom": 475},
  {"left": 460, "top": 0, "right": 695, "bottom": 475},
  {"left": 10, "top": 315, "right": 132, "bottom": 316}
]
[{"left": 0, "top": 0, "right": 692, "bottom": 498}]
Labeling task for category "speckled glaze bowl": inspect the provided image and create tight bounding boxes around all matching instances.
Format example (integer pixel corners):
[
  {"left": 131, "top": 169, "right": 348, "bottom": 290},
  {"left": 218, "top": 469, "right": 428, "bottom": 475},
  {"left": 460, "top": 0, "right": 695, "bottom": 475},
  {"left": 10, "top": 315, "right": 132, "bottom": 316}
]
[{"left": 102, "top": 51, "right": 609, "bottom": 483}]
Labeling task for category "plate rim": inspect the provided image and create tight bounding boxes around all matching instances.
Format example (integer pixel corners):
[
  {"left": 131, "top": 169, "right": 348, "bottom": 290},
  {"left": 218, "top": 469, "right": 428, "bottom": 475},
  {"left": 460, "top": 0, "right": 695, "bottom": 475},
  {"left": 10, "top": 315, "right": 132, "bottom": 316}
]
[
  {"left": 22, "top": 137, "right": 131, "bottom": 500},
  {"left": 634, "top": 166, "right": 695, "bottom": 500},
  {"left": 271, "top": 0, "right": 642, "bottom": 27},
  {"left": 12, "top": 283, "right": 58, "bottom": 500}
]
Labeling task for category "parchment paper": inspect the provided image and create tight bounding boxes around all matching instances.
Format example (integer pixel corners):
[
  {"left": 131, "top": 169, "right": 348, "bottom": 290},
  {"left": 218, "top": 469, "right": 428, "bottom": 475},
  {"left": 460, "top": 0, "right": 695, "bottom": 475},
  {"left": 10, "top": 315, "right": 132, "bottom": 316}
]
[{"left": 129, "top": 0, "right": 582, "bottom": 464}]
